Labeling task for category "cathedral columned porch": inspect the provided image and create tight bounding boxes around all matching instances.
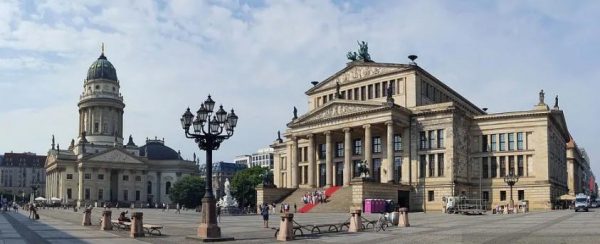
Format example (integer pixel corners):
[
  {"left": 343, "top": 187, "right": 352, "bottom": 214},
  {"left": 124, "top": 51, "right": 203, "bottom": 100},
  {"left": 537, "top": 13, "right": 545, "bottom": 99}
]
[{"left": 273, "top": 100, "right": 411, "bottom": 189}]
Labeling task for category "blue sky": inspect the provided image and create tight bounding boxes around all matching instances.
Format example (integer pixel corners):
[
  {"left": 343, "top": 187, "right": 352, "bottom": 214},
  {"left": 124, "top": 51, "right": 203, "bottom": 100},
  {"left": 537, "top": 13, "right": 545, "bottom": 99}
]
[{"left": 1, "top": 0, "right": 599, "bottom": 177}]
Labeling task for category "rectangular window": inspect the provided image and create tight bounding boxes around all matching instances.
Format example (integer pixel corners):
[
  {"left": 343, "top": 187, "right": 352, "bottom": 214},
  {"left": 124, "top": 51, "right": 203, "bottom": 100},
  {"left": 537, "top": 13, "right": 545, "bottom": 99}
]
[
  {"left": 85, "top": 188, "right": 90, "bottom": 200},
  {"left": 482, "top": 135, "right": 488, "bottom": 152},
  {"left": 518, "top": 190, "right": 525, "bottom": 201},
  {"left": 420, "top": 155, "right": 426, "bottom": 178},
  {"left": 395, "top": 156, "right": 402, "bottom": 182},
  {"left": 517, "top": 132, "right": 524, "bottom": 150},
  {"left": 336, "top": 142, "right": 344, "bottom": 157},
  {"left": 428, "top": 191, "right": 435, "bottom": 202},
  {"left": 368, "top": 85, "right": 373, "bottom": 99},
  {"left": 518, "top": 155, "right": 524, "bottom": 177},
  {"left": 500, "top": 191, "right": 507, "bottom": 201},
  {"left": 373, "top": 158, "right": 381, "bottom": 183},
  {"left": 499, "top": 133, "right": 506, "bottom": 151},
  {"left": 123, "top": 190, "right": 128, "bottom": 201},
  {"left": 98, "top": 174, "right": 104, "bottom": 180},
  {"left": 500, "top": 157, "right": 506, "bottom": 177},
  {"left": 394, "top": 134, "right": 402, "bottom": 151},
  {"left": 122, "top": 175, "right": 129, "bottom": 181},
  {"left": 375, "top": 83, "right": 380, "bottom": 98},
  {"left": 353, "top": 139, "right": 362, "bottom": 155},
  {"left": 509, "top": 156, "right": 515, "bottom": 174},
  {"left": 491, "top": 157, "right": 497, "bottom": 178},
  {"left": 482, "top": 157, "right": 489, "bottom": 178},
  {"left": 353, "top": 160, "right": 362, "bottom": 177},
  {"left": 319, "top": 144, "right": 326, "bottom": 159},
  {"left": 508, "top": 133, "right": 515, "bottom": 151},
  {"left": 341, "top": 91, "right": 346, "bottom": 99},
  {"left": 373, "top": 137, "right": 382, "bottom": 153},
  {"left": 389, "top": 80, "right": 395, "bottom": 95},
  {"left": 419, "top": 131, "right": 427, "bottom": 150},
  {"left": 491, "top": 134, "right": 497, "bottom": 152},
  {"left": 66, "top": 174, "right": 73, "bottom": 180},
  {"left": 347, "top": 90, "right": 352, "bottom": 100},
  {"left": 437, "top": 129, "right": 444, "bottom": 148},
  {"left": 67, "top": 188, "right": 72, "bottom": 199},
  {"left": 98, "top": 189, "right": 103, "bottom": 200},
  {"left": 437, "top": 154, "right": 444, "bottom": 176},
  {"left": 429, "top": 154, "right": 435, "bottom": 177},
  {"left": 323, "top": 95, "right": 327, "bottom": 104},
  {"left": 382, "top": 81, "right": 388, "bottom": 96},
  {"left": 94, "top": 122, "right": 99, "bottom": 133},
  {"left": 84, "top": 173, "right": 91, "bottom": 180},
  {"left": 329, "top": 94, "right": 333, "bottom": 101},
  {"left": 361, "top": 86, "right": 366, "bottom": 100},
  {"left": 482, "top": 191, "right": 489, "bottom": 202},
  {"left": 135, "top": 175, "right": 142, "bottom": 182},
  {"left": 136, "top": 190, "right": 141, "bottom": 201},
  {"left": 354, "top": 88, "right": 359, "bottom": 100},
  {"left": 428, "top": 130, "right": 435, "bottom": 149}
]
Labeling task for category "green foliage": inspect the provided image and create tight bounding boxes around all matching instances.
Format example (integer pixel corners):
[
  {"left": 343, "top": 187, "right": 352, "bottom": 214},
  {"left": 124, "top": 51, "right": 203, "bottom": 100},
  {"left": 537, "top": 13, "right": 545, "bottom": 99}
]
[
  {"left": 169, "top": 175, "right": 205, "bottom": 208},
  {"left": 231, "top": 166, "right": 269, "bottom": 208}
]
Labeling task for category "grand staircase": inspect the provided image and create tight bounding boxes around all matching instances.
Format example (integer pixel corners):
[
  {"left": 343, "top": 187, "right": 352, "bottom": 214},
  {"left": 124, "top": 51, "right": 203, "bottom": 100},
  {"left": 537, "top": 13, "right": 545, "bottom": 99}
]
[{"left": 277, "top": 186, "right": 352, "bottom": 213}]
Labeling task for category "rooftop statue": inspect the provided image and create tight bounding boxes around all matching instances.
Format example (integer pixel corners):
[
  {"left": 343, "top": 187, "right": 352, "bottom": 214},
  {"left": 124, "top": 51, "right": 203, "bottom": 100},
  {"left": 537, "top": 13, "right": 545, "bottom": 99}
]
[{"left": 347, "top": 41, "right": 373, "bottom": 62}]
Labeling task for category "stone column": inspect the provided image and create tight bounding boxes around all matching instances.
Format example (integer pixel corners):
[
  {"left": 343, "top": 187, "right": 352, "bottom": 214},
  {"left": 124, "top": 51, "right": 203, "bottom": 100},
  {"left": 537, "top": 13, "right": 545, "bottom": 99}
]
[
  {"left": 364, "top": 125, "right": 373, "bottom": 177},
  {"left": 130, "top": 212, "right": 145, "bottom": 238},
  {"left": 291, "top": 137, "right": 299, "bottom": 188},
  {"left": 325, "top": 131, "right": 333, "bottom": 187},
  {"left": 343, "top": 128, "right": 352, "bottom": 186},
  {"left": 286, "top": 143, "right": 292, "bottom": 188},
  {"left": 386, "top": 121, "right": 394, "bottom": 183},
  {"left": 307, "top": 134, "right": 316, "bottom": 188},
  {"left": 77, "top": 165, "right": 84, "bottom": 208}
]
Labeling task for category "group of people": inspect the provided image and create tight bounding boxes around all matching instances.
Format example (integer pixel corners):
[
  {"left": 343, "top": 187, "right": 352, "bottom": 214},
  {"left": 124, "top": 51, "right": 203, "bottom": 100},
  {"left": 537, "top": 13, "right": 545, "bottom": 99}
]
[
  {"left": 0, "top": 201, "right": 19, "bottom": 212},
  {"left": 302, "top": 189, "right": 327, "bottom": 205}
]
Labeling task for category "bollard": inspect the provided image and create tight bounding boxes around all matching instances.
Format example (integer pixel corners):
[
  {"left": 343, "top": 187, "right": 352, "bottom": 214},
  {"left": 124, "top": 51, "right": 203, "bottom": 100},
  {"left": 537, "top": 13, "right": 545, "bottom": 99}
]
[
  {"left": 130, "top": 212, "right": 145, "bottom": 238},
  {"left": 348, "top": 209, "right": 362, "bottom": 232},
  {"left": 277, "top": 213, "right": 294, "bottom": 241},
  {"left": 101, "top": 210, "right": 112, "bottom": 230},
  {"left": 398, "top": 208, "right": 410, "bottom": 227},
  {"left": 82, "top": 208, "right": 92, "bottom": 226}
]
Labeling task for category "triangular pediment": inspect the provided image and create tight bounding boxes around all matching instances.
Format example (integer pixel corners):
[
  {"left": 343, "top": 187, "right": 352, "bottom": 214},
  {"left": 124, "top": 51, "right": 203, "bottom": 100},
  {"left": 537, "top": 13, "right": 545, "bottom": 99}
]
[
  {"left": 290, "top": 100, "right": 383, "bottom": 126},
  {"left": 86, "top": 149, "right": 144, "bottom": 164},
  {"left": 307, "top": 62, "right": 410, "bottom": 94}
]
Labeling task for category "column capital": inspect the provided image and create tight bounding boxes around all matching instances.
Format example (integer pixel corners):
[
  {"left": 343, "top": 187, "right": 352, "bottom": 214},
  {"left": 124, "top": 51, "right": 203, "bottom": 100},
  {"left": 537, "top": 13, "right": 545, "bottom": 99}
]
[
  {"left": 324, "top": 131, "right": 332, "bottom": 136},
  {"left": 343, "top": 127, "right": 352, "bottom": 133},
  {"left": 362, "top": 124, "right": 371, "bottom": 129},
  {"left": 306, "top": 133, "right": 314, "bottom": 139},
  {"left": 385, "top": 120, "right": 394, "bottom": 126}
]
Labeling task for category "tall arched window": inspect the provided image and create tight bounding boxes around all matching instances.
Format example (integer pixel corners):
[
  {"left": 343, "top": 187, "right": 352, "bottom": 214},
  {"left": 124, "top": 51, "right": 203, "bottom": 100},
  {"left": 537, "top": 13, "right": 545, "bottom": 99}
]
[
  {"left": 165, "top": 181, "right": 171, "bottom": 194},
  {"left": 147, "top": 181, "right": 152, "bottom": 195}
]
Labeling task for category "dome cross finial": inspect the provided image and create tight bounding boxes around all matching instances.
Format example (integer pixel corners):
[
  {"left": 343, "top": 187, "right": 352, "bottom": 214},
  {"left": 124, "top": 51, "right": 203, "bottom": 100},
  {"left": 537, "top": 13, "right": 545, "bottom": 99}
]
[{"left": 101, "top": 42, "right": 105, "bottom": 55}]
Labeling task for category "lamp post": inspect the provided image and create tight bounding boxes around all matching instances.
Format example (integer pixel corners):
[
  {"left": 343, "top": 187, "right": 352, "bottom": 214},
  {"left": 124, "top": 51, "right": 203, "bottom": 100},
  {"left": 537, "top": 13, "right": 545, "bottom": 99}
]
[
  {"left": 181, "top": 95, "right": 238, "bottom": 241},
  {"left": 504, "top": 170, "right": 519, "bottom": 212}
]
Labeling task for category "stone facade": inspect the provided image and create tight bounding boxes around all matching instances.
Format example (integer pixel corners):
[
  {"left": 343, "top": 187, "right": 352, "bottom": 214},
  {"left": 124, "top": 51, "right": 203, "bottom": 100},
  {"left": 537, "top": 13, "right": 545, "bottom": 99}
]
[
  {"left": 0, "top": 152, "right": 46, "bottom": 198},
  {"left": 271, "top": 58, "right": 584, "bottom": 212},
  {"left": 45, "top": 50, "right": 198, "bottom": 207}
]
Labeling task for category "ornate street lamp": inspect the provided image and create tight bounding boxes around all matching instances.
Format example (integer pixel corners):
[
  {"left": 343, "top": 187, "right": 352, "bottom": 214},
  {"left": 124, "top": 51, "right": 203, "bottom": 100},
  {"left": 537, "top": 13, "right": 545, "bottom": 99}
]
[
  {"left": 181, "top": 94, "right": 237, "bottom": 241},
  {"left": 504, "top": 170, "right": 519, "bottom": 212}
]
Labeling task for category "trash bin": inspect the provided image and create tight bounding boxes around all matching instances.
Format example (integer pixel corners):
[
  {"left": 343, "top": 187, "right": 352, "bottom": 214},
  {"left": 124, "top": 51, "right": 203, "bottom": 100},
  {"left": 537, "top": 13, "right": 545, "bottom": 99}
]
[{"left": 388, "top": 211, "right": 400, "bottom": 226}]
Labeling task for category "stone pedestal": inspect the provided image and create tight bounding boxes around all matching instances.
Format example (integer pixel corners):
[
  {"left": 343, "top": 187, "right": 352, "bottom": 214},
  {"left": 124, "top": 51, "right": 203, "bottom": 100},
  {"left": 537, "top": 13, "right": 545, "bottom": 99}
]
[
  {"left": 130, "top": 212, "right": 145, "bottom": 238},
  {"left": 82, "top": 209, "right": 92, "bottom": 226},
  {"left": 398, "top": 208, "right": 410, "bottom": 227},
  {"left": 277, "top": 213, "right": 294, "bottom": 241},
  {"left": 101, "top": 210, "right": 112, "bottom": 230},
  {"left": 348, "top": 209, "right": 362, "bottom": 232},
  {"left": 186, "top": 196, "right": 234, "bottom": 242}
]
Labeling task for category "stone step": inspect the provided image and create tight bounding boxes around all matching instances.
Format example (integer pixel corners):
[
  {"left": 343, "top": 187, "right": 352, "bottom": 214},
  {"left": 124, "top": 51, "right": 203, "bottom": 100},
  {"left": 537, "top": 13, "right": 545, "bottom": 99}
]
[{"left": 310, "top": 186, "right": 353, "bottom": 213}]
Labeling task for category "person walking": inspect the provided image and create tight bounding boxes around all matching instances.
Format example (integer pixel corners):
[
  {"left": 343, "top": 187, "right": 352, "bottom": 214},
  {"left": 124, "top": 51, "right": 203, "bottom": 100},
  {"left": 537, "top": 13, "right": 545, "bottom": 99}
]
[
  {"left": 261, "top": 203, "right": 269, "bottom": 228},
  {"left": 294, "top": 203, "right": 297, "bottom": 213},
  {"left": 216, "top": 205, "right": 221, "bottom": 223},
  {"left": 176, "top": 203, "right": 181, "bottom": 214}
]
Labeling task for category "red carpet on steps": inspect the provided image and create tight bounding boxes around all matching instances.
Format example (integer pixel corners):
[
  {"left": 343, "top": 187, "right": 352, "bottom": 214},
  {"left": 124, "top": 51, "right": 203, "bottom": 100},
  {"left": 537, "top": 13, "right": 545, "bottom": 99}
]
[{"left": 298, "top": 186, "right": 342, "bottom": 213}]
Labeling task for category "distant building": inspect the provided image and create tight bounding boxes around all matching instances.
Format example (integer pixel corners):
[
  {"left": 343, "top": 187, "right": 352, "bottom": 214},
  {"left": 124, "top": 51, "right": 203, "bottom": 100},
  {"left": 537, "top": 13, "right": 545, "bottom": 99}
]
[
  {"left": 212, "top": 161, "right": 247, "bottom": 200},
  {"left": 250, "top": 148, "right": 274, "bottom": 170},
  {"left": 0, "top": 152, "right": 46, "bottom": 198},
  {"left": 234, "top": 155, "right": 251, "bottom": 167}
]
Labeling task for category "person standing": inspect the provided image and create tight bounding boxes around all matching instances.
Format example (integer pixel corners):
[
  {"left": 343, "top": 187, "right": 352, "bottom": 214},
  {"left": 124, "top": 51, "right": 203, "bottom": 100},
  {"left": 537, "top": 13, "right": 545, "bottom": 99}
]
[
  {"left": 294, "top": 203, "right": 297, "bottom": 213},
  {"left": 216, "top": 205, "right": 221, "bottom": 223},
  {"left": 261, "top": 203, "right": 269, "bottom": 228}
]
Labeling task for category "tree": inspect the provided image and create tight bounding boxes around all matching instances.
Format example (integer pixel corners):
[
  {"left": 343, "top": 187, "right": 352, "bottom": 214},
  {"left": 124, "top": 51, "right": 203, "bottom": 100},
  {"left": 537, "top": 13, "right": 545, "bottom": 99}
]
[
  {"left": 169, "top": 175, "right": 205, "bottom": 208},
  {"left": 231, "top": 166, "right": 269, "bottom": 208}
]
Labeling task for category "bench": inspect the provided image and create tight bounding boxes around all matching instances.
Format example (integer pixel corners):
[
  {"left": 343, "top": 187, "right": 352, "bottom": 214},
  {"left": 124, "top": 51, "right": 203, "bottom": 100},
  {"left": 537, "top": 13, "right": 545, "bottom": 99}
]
[
  {"left": 111, "top": 220, "right": 132, "bottom": 230},
  {"left": 143, "top": 224, "right": 163, "bottom": 236}
]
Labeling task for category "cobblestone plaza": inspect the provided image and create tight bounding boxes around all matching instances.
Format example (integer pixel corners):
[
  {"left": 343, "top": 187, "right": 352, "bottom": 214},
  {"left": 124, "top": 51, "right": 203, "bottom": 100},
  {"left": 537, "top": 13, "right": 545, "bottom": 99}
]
[{"left": 1, "top": 208, "right": 599, "bottom": 243}]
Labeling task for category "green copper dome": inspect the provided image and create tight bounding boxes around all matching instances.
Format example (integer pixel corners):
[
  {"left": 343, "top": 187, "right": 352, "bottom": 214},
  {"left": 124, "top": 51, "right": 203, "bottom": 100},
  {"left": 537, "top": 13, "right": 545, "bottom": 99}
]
[{"left": 87, "top": 53, "right": 118, "bottom": 81}]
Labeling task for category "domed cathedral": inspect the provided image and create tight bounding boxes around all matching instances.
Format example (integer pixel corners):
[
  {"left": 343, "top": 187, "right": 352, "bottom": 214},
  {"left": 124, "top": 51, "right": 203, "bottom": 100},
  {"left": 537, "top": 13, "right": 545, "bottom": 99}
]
[{"left": 45, "top": 47, "right": 199, "bottom": 207}]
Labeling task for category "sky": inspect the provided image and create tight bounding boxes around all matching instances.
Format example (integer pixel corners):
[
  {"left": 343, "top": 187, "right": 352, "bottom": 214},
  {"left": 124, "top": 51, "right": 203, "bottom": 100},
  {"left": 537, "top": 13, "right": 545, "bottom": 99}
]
[{"left": 1, "top": 0, "right": 599, "bottom": 176}]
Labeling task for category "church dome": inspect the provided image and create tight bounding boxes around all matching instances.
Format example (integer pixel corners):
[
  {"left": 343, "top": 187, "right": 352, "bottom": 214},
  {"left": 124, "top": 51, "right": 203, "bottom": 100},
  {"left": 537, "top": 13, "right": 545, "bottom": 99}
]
[
  {"left": 139, "top": 139, "right": 182, "bottom": 160},
  {"left": 87, "top": 53, "right": 118, "bottom": 81}
]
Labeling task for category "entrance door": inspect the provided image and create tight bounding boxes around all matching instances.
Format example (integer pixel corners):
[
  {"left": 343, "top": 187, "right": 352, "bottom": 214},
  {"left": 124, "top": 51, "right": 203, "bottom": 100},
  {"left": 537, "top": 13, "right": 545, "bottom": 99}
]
[
  {"left": 110, "top": 170, "right": 119, "bottom": 202},
  {"left": 335, "top": 162, "right": 343, "bottom": 186},
  {"left": 398, "top": 190, "right": 410, "bottom": 209},
  {"left": 319, "top": 164, "right": 326, "bottom": 187}
]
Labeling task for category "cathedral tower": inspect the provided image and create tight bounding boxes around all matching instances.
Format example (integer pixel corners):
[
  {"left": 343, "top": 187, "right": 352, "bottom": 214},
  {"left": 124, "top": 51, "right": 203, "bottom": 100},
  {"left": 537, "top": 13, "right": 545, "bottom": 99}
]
[{"left": 77, "top": 45, "right": 125, "bottom": 145}]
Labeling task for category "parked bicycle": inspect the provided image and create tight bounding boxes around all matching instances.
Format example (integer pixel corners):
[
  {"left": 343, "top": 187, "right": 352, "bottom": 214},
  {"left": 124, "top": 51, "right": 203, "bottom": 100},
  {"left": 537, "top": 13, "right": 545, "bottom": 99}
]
[{"left": 375, "top": 212, "right": 389, "bottom": 232}]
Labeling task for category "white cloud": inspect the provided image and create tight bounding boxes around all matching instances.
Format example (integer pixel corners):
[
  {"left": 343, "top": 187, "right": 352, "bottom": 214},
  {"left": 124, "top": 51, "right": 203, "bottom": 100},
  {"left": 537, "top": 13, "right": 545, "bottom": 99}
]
[{"left": 1, "top": 0, "right": 600, "bottom": 175}]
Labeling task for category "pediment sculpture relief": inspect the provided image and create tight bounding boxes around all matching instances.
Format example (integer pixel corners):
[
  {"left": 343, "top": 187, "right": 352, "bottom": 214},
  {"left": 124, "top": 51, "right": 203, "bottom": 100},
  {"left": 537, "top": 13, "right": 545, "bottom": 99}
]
[
  {"left": 303, "top": 104, "right": 376, "bottom": 123},
  {"left": 89, "top": 150, "right": 139, "bottom": 163},
  {"left": 326, "top": 66, "right": 399, "bottom": 88}
]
